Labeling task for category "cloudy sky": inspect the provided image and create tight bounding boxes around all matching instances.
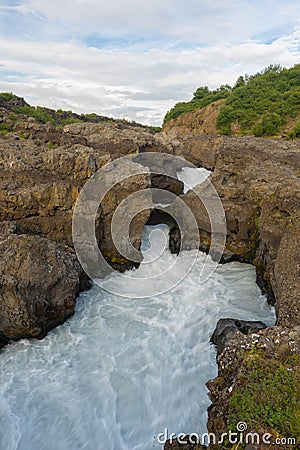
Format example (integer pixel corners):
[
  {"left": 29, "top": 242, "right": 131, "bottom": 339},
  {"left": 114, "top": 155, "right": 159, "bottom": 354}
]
[{"left": 0, "top": 1, "right": 299, "bottom": 125}]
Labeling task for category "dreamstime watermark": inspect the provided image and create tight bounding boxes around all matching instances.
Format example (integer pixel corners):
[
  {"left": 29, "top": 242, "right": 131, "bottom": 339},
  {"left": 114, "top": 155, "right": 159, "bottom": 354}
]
[
  {"left": 72, "top": 152, "right": 227, "bottom": 297},
  {"left": 155, "top": 423, "right": 297, "bottom": 446}
]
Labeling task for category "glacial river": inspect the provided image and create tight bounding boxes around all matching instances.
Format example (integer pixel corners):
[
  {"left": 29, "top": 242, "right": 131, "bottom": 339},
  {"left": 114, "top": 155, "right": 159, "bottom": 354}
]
[{"left": 0, "top": 169, "right": 275, "bottom": 450}]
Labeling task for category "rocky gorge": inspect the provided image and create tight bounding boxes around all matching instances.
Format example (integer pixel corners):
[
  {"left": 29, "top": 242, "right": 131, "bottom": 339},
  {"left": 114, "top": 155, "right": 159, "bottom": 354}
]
[{"left": 0, "top": 96, "right": 299, "bottom": 448}]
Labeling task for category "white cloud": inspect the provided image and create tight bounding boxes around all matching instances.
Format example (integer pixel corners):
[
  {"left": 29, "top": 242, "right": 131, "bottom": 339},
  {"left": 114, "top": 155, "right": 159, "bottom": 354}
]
[
  {"left": 4, "top": 0, "right": 300, "bottom": 43},
  {"left": 0, "top": 1, "right": 299, "bottom": 124}
]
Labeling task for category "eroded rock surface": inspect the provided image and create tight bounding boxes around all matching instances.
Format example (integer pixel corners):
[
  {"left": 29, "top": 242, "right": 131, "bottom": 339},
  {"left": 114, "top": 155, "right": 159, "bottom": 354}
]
[
  {"left": 210, "top": 318, "right": 267, "bottom": 355},
  {"left": 162, "top": 100, "right": 224, "bottom": 136},
  {"left": 0, "top": 121, "right": 166, "bottom": 345},
  {"left": 0, "top": 226, "right": 82, "bottom": 347},
  {"left": 172, "top": 136, "right": 300, "bottom": 314}
]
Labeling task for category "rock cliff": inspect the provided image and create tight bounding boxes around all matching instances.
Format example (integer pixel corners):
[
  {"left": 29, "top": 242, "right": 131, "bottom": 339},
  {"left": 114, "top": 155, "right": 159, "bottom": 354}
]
[
  {"left": 0, "top": 119, "right": 168, "bottom": 347},
  {"left": 160, "top": 130, "right": 300, "bottom": 446},
  {"left": 175, "top": 136, "right": 300, "bottom": 322},
  {"left": 162, "top": 100, "right": 224, "bottom": 136}
]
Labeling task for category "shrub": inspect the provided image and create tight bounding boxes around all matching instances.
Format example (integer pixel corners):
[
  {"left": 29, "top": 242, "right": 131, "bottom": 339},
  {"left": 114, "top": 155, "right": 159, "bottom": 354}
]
[
  {"left": 288, "top": 122, "right": 300, "bottom": 139},
  {"left": 164, "top": 85, "right": 231, "bottom": 123},
  {"left": 252, "top": 112, "right": 283, "bottom": 136},
  {"left": 217, "top": 64, "right": 300, "bottom": 135}
]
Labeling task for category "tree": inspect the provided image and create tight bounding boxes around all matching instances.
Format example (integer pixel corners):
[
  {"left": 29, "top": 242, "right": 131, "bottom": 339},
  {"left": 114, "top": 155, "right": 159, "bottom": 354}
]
[
  {"left": 234, "top": 76, "right": 245, "bottom": 88},
  {"left": 262, "top": 64, "right": 282, "bottom": 74},
  {"left": 193, "top": 86, "right": 209, "bottom": 100}
]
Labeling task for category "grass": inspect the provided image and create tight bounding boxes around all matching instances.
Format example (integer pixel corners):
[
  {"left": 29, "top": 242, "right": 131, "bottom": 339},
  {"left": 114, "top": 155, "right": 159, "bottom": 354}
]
[{"left": 228, "top": 351, "right": 300, "bottom": 441}]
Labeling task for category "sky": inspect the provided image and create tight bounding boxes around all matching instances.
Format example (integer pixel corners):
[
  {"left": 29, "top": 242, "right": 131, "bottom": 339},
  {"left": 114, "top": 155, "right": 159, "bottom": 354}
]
[{"left": 0, "top": 1, "right": 299, "bottom": 125}]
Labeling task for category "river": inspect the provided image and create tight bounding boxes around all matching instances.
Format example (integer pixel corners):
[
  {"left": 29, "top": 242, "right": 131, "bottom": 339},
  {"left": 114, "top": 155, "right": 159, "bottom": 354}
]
[{"left": 0, "top": 168, "right": 275, "bottom": 450}]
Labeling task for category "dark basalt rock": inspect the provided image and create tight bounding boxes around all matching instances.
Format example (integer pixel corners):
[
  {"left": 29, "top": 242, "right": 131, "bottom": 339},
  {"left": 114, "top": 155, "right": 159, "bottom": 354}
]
[
  {"left": 175, "top": 136, "right": 300, "bottom": 324},
  {"left": 147, "top": 209, "right": 181, "bottom": 254},
  {"left": 152, "top": 173, "right": 183, "bottom": 192},
  {"left": 0, "top": 231, "right": 83, "bottom": 348},
  {"left": 169, "top": 226, "right": 181, "bottom": 255},
  {"left": 210, "top": 318, "right": 267, "bottom": 355}
]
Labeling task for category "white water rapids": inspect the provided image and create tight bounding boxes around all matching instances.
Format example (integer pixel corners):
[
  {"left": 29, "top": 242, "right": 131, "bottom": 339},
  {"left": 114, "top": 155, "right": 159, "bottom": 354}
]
[{"left": 0, "top": 171, "right": 275, "bottom": 450}]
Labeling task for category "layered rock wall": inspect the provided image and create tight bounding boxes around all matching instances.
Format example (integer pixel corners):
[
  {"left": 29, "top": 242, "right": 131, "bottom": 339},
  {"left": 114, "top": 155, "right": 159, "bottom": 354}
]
[{"left": 0, "top": 121, "right": 168, "bottom": 346}]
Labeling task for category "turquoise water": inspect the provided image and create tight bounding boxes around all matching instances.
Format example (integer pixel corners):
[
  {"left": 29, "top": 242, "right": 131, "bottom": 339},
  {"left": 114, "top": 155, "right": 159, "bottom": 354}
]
[{"left": 0, "top": 224, "right": 275, "bottom": 450}]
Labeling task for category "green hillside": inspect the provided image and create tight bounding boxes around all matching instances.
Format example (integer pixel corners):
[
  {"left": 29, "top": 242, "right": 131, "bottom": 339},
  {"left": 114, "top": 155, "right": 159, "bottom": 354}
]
[
  {"left": 0, "top": 93, "right": 161, "bottom": 135},
  {"left": 164, "top": 64, "right": 300, "bottom": 138}
]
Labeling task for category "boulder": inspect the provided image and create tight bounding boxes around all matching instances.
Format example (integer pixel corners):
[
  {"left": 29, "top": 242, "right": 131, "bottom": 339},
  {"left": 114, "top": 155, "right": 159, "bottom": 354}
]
[
  {"left": 210, "top": 318, "right": 267, "bottom": 355},
  {"left": 0, "top": 229, "right": 82, "bottom": 348}
]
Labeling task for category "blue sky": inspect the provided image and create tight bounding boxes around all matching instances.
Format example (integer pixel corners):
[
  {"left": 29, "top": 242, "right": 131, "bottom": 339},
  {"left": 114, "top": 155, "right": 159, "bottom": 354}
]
[{"left": 0, "top": 0, "right": 299, "bottom": 125}]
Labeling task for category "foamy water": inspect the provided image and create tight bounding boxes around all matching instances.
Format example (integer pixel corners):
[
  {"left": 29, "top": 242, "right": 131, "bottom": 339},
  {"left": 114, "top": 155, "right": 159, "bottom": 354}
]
[
  {"left": 0, "top": 223, "right": 275, "bottom": 450},
  {"left": 177, "top": 167, "right": 211, "bottom": 193}
]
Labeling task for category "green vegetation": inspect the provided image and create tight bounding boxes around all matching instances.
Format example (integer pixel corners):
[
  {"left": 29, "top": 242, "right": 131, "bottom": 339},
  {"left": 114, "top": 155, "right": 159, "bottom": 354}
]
[
  {"left": 11, "top": 105, "right": 84, "bottom": 126},
  {"left": 0, "top": 92, "right": 16, "bottom": 101},
  {"left": 217, "top": 64, "right": 300, "bottom": 135},
  {"left": 148, "top": 125, "right": 162, "bottom": 134},
  {"left": 288, "top": 122, "right": 300, "bottom": 139},
  {"left": 0, "top": 95, "right": 89, "bottom": 127},
  {"left": 164, "top": 84, "right": 231, "bottom": 123},
  {"left": 12, "top": 105, "right": 55, "bottom": 124},
  {"left": 0, "top": 92, "right": 157, "bottom": 131},
  {"left": 228, "top": 351, "right": 300, "bottom": 440},
  {"left": 164, "top": 64, "right": 300, "bottom": 137},
  {"left": 47, "top": 142, "right": 57, "bottom": 149},
  {"left": 0, "top": 122, "right": 12, "bottom": 135}
]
